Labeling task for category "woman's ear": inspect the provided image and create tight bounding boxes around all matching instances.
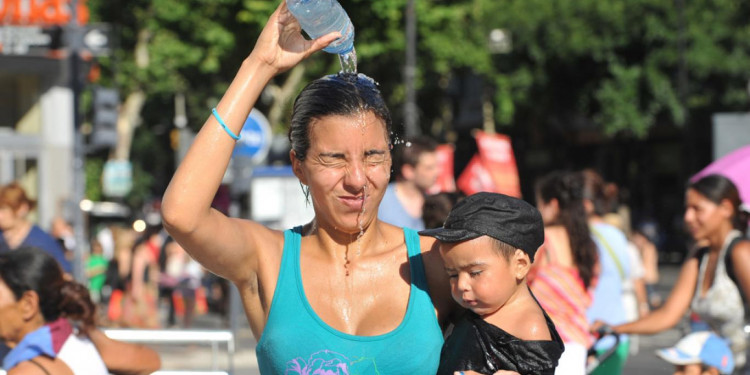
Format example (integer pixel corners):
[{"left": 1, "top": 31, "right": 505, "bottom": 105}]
[
  {"left": 19, "top": 290, "right": 40, "bottom": 321},
  {"left": 719, "top": 198, "right": 735, "bottom": 221},
  {"left": 513, "top": 249, "right": 532, "bottom": 280},
  {"left": 290, "top": 151, "right": 308, "bottom": 185},
  {"left": 549, "top": 198, "right": 560, "bottom": 214}
]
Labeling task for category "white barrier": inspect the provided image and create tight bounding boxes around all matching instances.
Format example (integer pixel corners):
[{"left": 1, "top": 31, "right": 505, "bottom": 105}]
[{"left": 103, "top": 329, "right": 235, "bottom": 375}]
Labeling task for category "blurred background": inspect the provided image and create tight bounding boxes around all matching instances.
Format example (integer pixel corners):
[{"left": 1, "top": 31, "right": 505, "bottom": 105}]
[{"left": 1, "top": 0, "right": 749, "bottom": 372}]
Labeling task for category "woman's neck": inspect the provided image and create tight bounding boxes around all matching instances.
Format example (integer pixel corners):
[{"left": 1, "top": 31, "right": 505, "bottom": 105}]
[
  {"left": 707, "top": 224, "right": 735, "bottom": 252},
  {"left": 3, "top": 220, "right": 32, "bottom": 249},
  {"left": 8, "top": 316, "right": 45, "bottom": 348}
]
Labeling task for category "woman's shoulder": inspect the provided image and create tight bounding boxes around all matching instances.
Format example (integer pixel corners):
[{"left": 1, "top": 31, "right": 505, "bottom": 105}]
[
  {"left": 729, "top": 237, "right": 750, "bottom": 262},
  {"left": 9, "top": 357, "right": 72, "bottom": 375}
]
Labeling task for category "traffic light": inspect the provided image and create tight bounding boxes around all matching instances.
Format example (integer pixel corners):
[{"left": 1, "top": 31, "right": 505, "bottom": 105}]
[{"left": 91, "top": 87, "right": 119, "bottom": 149}]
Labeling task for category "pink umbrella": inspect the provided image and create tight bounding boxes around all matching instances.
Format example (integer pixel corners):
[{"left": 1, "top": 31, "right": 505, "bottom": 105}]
[{"left": 691, "top": 144, "right": 750, "bottom": 210}]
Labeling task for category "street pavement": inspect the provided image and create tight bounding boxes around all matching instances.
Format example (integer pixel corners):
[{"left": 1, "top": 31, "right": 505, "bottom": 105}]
[{"left": 155, "top": 264, "right": 686, "bottom": 374}]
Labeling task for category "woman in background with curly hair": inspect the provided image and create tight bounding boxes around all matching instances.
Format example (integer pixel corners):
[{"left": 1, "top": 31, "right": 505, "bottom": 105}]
[
  {"left": 530, "top": 171, "right": 599, "bottom": 375},
  {"left": 0, "top": 246, "right": 160, "bottom": 375}
]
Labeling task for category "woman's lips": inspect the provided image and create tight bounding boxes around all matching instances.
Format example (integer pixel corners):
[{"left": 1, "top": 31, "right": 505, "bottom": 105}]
[{"left": 339, "top": 195, "right": 365, "bottom": 210}]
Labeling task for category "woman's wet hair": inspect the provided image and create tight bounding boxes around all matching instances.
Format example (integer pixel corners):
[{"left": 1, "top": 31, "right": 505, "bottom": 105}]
[
  {"left": 0, "top": 182, "right": 37, "bottom": 211},
  {"left": 536, "top": 171, "right": 598, "bottom": 288},
  {"left": 688, "top": 174, "right": 748, "bottom": 235},
  {"left": 0, "top": 247, "right": 96, "bottom": 329},
  {"left": 289, "top": 73, "right": 392, "bottom": 161}
]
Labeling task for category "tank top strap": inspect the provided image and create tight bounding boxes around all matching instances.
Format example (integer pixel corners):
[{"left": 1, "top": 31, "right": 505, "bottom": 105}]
[
  {"left": 262, "top": 226, "right": 303, "bottom": 331},
  {"left": 403, "top": 227, "right": 431, "bottom": 296}
]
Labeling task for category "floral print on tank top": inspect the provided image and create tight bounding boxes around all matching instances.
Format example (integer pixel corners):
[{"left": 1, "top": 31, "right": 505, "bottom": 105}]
[{"left": 286, "top": 350, "right": 381, "bottom": 375}]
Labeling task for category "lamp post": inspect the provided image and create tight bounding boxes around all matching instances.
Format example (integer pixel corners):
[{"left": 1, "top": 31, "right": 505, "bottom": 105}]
[
  {"left": 69, "top": 0, "right": 88, "bottom": 282},
  {"left": 403, "top": 0, "right": 419, "bottom": 137}
]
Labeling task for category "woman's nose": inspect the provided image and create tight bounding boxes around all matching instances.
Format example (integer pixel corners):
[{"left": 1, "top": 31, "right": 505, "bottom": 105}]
[{"left": 343, "top": 160, "right": 367, "bottom": 191}]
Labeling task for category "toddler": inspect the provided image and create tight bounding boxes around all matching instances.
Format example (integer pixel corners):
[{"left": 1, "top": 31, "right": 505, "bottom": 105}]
[{"left": 420, "top": 192, "right": 564, "bottom": 375}]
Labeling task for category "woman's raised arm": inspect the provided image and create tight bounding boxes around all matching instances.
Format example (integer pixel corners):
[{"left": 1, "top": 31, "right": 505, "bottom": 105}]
[
  {"left": 161, "top": 1, "right": 339, "bottom": 283},
  {"left": 596, "top": 256, "right": 699, "bottom": 335}
]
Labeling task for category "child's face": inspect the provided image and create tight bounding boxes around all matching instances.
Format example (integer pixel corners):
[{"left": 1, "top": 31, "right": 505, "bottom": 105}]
[{"left": 440, "top": 236, "right": 524, "bottom": 318}]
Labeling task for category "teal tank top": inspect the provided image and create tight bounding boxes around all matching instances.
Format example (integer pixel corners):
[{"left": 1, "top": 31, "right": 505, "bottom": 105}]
[{"left": 256, "top": 227, "right": 444, "bottom": 374}]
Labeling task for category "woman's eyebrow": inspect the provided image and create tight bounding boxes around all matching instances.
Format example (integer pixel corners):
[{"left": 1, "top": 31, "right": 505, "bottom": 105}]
[{"left": 365, "top": 149, "right": 387, "bottom": 156}]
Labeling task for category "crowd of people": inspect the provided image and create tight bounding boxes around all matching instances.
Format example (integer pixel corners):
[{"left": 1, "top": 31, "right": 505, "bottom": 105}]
[{"left": 0, "top": 2, "right": 748, "bottom": 375}]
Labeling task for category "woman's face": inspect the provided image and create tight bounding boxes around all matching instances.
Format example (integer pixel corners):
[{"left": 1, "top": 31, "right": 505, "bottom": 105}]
[
  {"left": 0, "top": 278, "right": 24, "bottom": 346},
  {"left": 293, "top": 111, "right": 392, "bottom": 233},
  {"left": 684, "top": 188, "right": 732, "bottom": 241}
]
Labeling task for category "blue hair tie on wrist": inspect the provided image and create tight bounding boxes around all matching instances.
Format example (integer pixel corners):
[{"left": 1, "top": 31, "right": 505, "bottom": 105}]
[{"left": 211, "top": 108, "right": 241, "bottom": 141}]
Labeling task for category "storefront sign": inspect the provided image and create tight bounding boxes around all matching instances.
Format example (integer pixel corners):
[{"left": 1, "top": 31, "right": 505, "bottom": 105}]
[
  {"left": 0, "top": 24, "right": 60, "bottom": 54},
  {"left": 0, "top": 0, "right": 89, "bottom": 25},
  {"left": 1, "top": 0, "right": 89, "bottom": 55}
]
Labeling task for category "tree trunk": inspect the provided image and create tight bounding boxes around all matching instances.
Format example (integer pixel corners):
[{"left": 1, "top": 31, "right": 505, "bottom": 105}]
[{"left": 113, "top": 28, "right": 150, "bottom": 161}]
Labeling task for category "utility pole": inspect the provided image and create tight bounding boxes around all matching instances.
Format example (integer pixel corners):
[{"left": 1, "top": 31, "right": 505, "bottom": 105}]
[
  {"left": 69, "top": 0, "right": 87, "bottom": 282},
  {"left": 403, "top": 0, "right": 420, "bottom": 137}
]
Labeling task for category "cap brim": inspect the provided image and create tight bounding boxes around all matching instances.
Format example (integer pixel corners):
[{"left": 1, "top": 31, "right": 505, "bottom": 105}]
[
  {"left": 655, "top": 348, "right": 701, "bottom": 365},
  {"left": 418, "top": 227, "right": 482, "bottom": 243}
]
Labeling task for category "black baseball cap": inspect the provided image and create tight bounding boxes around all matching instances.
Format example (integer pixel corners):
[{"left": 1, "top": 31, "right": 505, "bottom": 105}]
[{"left": 419, "top": 192, "right": 544, "bottom": 261}]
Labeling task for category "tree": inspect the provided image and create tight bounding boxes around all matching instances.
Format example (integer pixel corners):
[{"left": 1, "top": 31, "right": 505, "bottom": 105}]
[{"left": 85, "top": 0, "right": 750, "bottom": 202}]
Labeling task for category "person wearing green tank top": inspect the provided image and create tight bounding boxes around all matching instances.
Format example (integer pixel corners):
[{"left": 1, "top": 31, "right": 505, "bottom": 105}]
[{"left": 162, "top": 3, "right": 524, "bottom": 374}]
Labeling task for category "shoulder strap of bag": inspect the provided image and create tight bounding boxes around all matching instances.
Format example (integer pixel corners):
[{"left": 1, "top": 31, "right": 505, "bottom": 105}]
[
  {"left": 590, "top": 226, "right": 625, "bottom": 281},
  {"left": 724, "top": 236, "right": 745, "bottom": 291}
]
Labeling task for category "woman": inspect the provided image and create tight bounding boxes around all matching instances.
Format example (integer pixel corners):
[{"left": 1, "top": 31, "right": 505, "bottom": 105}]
[
  {"left": 0, "top": 183, "right": 71, "bottom": 273},
  {"left": 0, "top": 246, "right": 161, "bottom": 374},
  {"left": 161, "top": 2, "right": 463, "bottom": 374},
  {"left": 593, "top": 174, "right": 750, "bottom": 375},
  {"left": 529, "top": 171, "right": 599, "bottom": 374},
  {"left": 581, "top": 169, "right": 632, "bottom": 375}
]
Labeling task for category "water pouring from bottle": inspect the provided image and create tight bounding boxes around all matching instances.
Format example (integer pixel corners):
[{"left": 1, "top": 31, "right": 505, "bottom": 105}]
[{"left": 286, "top": 0, "right": 358, "bottom": 73}]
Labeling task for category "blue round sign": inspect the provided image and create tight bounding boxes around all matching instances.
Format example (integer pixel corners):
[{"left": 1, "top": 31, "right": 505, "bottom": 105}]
[{"left": 233, "top": 108, "right": 272, "bottom": 163}]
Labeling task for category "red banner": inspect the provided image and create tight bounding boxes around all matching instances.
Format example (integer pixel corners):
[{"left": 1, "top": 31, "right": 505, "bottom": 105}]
[
  {"left": 427, "top": 144, "right": 457, "bottom": 194},
  {"left": 457, "top": 131, "right": 521, "bottom": 197}
]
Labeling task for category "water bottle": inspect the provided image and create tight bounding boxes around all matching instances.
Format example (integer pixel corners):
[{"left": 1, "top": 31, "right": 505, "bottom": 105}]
[{"left": 286, "top": 0, "right": 355, "bottom": 55}]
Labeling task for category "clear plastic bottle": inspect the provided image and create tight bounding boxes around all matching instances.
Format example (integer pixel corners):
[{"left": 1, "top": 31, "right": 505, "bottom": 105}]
[{"left": 286, "top": 0, "right": 354, "bottom": 55}]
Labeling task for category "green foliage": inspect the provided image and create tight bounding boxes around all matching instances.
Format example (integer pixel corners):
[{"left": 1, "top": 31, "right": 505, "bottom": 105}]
[
  {"left": 84, "top": 157, "right": 104, "bottom": 202},
  {"left": 86, "top": 0, "right": 750, "bottom": 199}
]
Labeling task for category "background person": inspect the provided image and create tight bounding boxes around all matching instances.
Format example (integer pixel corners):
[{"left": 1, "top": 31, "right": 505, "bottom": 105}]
[
  {"left": 422, "top": 192, "right": 464, "bottom": 229},
  {"left": 530, "top": 171, "right": 599, "bottom": 375},
  {"left": 378, "top": 136, "right": 440, "bottom": 230},
  {"left": 632, "top": 220, "right": 662, "bottom": 308},
  {"left": 161, "top": 3, "right": 462, "bottom": 373},
  {"left": 581, "top": 169, "right": 632, "bottom": 374},
  {"left": 593, "top": 174, "right": 750, "bottom": 375},
  {"left": 0, "top": 246, "right": 160, "bottom": 375},
  {"left": 0, "top": 182, "right": 71, "bottom": 273}
]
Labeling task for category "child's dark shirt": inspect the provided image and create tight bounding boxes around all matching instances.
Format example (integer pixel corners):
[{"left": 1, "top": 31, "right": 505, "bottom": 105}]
[{"left": 437, "top": 298, "right": 564, "bottom": 375}]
